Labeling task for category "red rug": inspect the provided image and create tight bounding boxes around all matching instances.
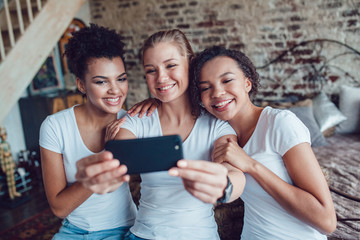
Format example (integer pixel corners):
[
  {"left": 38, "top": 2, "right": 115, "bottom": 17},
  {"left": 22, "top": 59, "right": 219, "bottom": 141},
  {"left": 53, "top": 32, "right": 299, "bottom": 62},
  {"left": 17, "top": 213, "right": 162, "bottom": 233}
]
[{"left": 0, "top": 208, "right": 62, "bottom": 240}]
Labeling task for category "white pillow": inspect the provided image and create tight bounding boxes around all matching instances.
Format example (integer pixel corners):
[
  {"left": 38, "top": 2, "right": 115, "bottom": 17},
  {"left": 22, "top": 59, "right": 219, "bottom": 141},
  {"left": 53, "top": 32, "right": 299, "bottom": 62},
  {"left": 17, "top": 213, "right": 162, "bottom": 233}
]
[
  {"left": 312, "top": 92, "right": 347, "bottom": 132},
  {"left": 336, "top": 86, "right": 360, "bottom": 134}
]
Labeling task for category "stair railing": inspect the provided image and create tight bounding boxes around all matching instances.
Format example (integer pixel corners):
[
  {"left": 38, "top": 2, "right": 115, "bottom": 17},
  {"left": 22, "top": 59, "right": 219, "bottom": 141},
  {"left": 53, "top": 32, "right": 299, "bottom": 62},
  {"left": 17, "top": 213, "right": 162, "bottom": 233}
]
[
  {"left": 0, "top": 0, "right": 47, "bottom": 62},
  {"left": 0, "top": 0, "right": 86, "bottom": 123}
]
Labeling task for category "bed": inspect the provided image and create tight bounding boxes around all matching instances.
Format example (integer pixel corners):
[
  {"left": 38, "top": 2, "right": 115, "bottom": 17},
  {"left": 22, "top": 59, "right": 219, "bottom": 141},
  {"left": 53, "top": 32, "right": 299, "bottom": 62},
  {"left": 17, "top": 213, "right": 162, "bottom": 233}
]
[{"left": 313, "top": 133, "right": 360, "bottom": 239}]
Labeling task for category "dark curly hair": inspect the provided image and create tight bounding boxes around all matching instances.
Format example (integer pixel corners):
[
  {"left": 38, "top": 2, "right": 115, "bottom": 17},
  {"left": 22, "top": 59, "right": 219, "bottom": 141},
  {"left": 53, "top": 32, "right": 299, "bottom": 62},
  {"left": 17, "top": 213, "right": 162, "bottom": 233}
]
[
  {"left": 189, "top": 46, "right": 260, "bottom": 117},
  {"left": 65, "top": 23, "right": 126, "bottom": 80}
]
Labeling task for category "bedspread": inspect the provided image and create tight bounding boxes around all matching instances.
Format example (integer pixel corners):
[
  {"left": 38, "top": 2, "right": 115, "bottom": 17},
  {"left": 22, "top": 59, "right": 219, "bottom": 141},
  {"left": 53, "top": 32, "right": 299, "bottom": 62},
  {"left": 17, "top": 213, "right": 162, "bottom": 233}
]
[{"left": 312, "top": 134, "right": 360, "bottom": 239}]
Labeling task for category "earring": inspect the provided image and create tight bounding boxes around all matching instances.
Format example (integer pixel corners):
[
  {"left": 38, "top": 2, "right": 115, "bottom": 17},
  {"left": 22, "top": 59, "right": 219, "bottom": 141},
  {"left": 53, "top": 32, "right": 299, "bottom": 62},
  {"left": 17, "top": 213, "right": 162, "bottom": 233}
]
[{"left": 78, "top": 88, "right": 85, "bottom": 94}]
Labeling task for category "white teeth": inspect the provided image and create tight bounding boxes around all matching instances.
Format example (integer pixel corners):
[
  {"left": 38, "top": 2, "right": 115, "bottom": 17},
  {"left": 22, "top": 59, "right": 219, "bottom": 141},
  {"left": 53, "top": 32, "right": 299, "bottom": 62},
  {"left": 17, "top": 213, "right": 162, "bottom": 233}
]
[
  {"left": 105, "top": 97, "right": 119, "bottom": 102},
  {"left": 215, "top": 99, "right": 232, "bottom": 108},
  {"left": 159, "top": 84, "right": 174, "bottom": 91}
]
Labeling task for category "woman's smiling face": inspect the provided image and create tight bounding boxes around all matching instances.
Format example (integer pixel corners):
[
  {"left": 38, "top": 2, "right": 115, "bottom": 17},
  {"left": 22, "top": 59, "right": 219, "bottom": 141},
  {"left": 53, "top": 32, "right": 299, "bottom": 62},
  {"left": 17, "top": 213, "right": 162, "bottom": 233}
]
[
  {"left": 143, "top": 42, "right": 189, "bottom": 103},
  {"left": 77, "top": 57, "right": 128, "bottom": 114},
  {"left": 199, "top": 56, "right": 252, "bottom": 120}
]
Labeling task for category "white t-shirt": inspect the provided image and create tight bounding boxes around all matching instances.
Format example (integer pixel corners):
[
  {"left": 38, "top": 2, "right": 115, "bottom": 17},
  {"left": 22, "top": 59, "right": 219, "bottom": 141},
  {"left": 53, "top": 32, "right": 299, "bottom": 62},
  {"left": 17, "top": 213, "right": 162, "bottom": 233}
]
[
  {"left": 39, "top": 107, "right": 137, "bottom": 231},
  {"left": 121, "top": 109, "right": 236, "bottom": 240},
  {"left": 241, "top": 107, "right": 326, "bottom": 240}
]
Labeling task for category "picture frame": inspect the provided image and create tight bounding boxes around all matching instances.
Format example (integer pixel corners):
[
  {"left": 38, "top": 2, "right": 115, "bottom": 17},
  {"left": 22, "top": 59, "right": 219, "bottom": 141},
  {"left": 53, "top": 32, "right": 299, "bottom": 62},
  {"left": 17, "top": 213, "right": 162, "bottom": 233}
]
[
  {"left": 59, "top": 18, "right": 86, "bottom": 75},
  {"left": 29, "top": 45, "right": 64, "bottom": 96}
]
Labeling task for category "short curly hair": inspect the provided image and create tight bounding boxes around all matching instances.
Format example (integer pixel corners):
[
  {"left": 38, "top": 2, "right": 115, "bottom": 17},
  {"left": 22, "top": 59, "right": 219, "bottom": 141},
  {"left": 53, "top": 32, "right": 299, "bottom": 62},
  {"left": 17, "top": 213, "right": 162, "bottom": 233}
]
[
  {"left": 65, "top": 23, "right": 126, "bottom": 80},
  {"left": 189, "top": 46, "right": 260, "bottom": 117}
]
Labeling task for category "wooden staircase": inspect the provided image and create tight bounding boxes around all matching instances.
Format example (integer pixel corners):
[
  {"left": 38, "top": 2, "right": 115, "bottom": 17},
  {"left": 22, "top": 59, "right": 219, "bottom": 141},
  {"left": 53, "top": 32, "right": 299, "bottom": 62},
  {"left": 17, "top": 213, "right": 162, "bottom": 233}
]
[{"left": 0, "top": 0, "right": 86, "bottom": 123}]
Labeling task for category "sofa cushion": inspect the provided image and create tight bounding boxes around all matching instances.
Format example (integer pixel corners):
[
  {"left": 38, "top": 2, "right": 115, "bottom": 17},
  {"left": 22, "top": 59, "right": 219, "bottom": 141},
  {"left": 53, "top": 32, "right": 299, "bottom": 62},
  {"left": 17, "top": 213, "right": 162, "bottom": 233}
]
[{"left": 312, "top": 92, "right": 347, "bottom": 133}]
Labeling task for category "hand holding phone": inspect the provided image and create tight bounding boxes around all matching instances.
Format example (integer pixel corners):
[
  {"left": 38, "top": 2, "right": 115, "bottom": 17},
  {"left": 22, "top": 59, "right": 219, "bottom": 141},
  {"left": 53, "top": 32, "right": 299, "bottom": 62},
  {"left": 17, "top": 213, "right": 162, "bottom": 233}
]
[{"left": 105, "top": 135, "right": 184, "bottom": 174}]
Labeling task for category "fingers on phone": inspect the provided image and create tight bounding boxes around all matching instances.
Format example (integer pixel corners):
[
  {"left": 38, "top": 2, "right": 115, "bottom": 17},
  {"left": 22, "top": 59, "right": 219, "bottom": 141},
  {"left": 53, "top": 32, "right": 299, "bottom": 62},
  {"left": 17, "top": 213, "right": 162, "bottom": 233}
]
[
  {"left": 81, "top": 160, "right": 118, "bottom": 178},
  {"left": 83, "top": 164, "right": 128, "bottom": 193},
  {"left": 168, "top": 167, "right": 179, "bottom": 176},
  {"left": 90, "top": 165, "right": 127, "bottom": 184},
  {"left": 76, "top": 152, "right": 112, "bottom": 177}
]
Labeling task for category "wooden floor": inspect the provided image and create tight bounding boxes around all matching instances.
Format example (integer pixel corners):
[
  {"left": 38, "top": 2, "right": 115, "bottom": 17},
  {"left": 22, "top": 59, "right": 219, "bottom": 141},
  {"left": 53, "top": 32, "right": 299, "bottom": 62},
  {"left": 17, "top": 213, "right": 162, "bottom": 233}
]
[{"left": 0, "top": 181, "right": 49, "bottom": 232}]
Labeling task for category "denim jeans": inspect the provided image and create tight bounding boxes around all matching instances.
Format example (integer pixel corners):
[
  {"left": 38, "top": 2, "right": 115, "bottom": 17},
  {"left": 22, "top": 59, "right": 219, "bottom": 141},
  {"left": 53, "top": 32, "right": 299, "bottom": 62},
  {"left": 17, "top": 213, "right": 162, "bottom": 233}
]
[
  {"left": 123, "top": 231, "right": 148, "bottom": 240},
  {"left": 52, "top": 218, "right": 131, "bottom": 240}
]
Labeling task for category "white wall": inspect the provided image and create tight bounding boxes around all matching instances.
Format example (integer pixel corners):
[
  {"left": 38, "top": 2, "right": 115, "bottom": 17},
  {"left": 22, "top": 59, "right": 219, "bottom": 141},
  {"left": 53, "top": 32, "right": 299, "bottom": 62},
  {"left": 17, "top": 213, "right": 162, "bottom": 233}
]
[{"left": 75, "top": 0, "right": 91, "bottom": 25}]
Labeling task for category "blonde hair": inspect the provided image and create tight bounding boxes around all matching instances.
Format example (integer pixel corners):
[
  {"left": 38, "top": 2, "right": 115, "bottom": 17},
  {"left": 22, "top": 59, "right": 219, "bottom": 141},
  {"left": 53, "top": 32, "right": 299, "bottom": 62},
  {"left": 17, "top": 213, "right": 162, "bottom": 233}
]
[{"left": 142, "top": 29, "right": 194, "bottom": 63}]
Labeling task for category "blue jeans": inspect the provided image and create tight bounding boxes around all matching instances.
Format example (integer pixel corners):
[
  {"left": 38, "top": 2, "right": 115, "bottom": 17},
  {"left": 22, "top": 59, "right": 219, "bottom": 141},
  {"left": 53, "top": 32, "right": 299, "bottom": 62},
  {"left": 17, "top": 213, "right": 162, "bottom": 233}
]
[
  {"left": 123, "top": 231, "right": 148, "bottom": 240},
  {"left": 52, "top": 218, "right": 131, "bottom": 240}
]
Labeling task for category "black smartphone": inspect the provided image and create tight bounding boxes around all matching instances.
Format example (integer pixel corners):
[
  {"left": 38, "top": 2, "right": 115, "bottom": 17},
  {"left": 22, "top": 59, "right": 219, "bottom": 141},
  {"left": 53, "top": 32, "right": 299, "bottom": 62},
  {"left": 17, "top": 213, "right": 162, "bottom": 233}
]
[{"left": 105, "top": 135, "right": 184, "bottom": 174}]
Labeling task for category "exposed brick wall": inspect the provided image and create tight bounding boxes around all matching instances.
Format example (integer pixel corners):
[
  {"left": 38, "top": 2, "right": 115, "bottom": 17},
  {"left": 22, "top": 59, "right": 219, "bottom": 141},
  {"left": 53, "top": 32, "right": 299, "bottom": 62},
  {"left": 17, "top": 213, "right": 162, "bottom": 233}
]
[{"left": 89, "top": 0, "right": 360, "bottom": 106}]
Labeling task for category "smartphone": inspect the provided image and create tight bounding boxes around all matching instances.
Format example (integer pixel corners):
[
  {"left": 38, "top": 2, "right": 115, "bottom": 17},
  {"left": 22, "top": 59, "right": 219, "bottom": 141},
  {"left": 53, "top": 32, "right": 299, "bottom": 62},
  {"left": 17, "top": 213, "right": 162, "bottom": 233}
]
[{"left": 105, "top": 135, "right": 184, "bottom": 174}]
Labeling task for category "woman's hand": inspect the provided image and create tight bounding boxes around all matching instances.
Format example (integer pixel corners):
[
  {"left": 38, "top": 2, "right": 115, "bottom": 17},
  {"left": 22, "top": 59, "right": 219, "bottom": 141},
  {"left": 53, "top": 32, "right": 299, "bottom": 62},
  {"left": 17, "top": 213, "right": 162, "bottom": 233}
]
[
  {"left": 127, "top": 98, "right": 160, "bottom": 118},
  {"left": 168, "top": 160, "right": 228, "bottom": 204},
  {"left": 75, "top": 151, "right": 129, "bottom": 194},
  {"left": 212, "top": 138, "right": 254, "bottom": 173},
  {"left": 104, "top": 117, "right": 126, "bottom": 143}
]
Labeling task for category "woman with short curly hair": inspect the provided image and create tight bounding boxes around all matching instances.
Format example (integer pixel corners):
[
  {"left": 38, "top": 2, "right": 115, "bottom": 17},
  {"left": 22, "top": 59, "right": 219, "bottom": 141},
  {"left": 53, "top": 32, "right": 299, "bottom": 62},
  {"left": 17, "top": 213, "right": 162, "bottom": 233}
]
[{"left": 40, "top": 24, "right": 137, "bottom": 239}]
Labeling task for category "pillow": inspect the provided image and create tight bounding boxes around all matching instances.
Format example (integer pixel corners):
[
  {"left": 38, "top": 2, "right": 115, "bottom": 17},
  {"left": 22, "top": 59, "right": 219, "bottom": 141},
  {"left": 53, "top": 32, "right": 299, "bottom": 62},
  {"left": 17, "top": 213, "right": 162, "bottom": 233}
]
[
  {"left": 312, "top": 92, "right": 347, "bottom": 133},
  {"left": 287, "top": 105, "right": 328, "bottom": 147},
  {"left": 336, "top": 86, "right": 360, "bottom": 134},
  {"left": 322, "top": 126, "right": 336, "bottom": 138}
]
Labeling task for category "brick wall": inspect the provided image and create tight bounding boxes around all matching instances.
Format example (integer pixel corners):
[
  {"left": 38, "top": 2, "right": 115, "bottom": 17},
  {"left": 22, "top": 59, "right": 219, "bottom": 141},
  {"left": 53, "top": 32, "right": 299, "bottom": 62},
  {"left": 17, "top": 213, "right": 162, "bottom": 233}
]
[{"left": 89, "top": 0, "right": 360, "bottom": 106}]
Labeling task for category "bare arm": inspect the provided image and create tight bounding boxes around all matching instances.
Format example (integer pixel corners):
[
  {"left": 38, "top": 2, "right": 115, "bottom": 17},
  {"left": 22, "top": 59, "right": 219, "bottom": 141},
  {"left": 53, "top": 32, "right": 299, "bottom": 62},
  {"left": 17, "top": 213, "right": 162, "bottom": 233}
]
[
  {"left": 214, "top": 139, "right": 336, "bottom": 234},
  {"left": 261, "top": 143, "right": 336, "bottom": 234},
  {"left": 41, "top": 147, "right": 93, "bottom": 218}
]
